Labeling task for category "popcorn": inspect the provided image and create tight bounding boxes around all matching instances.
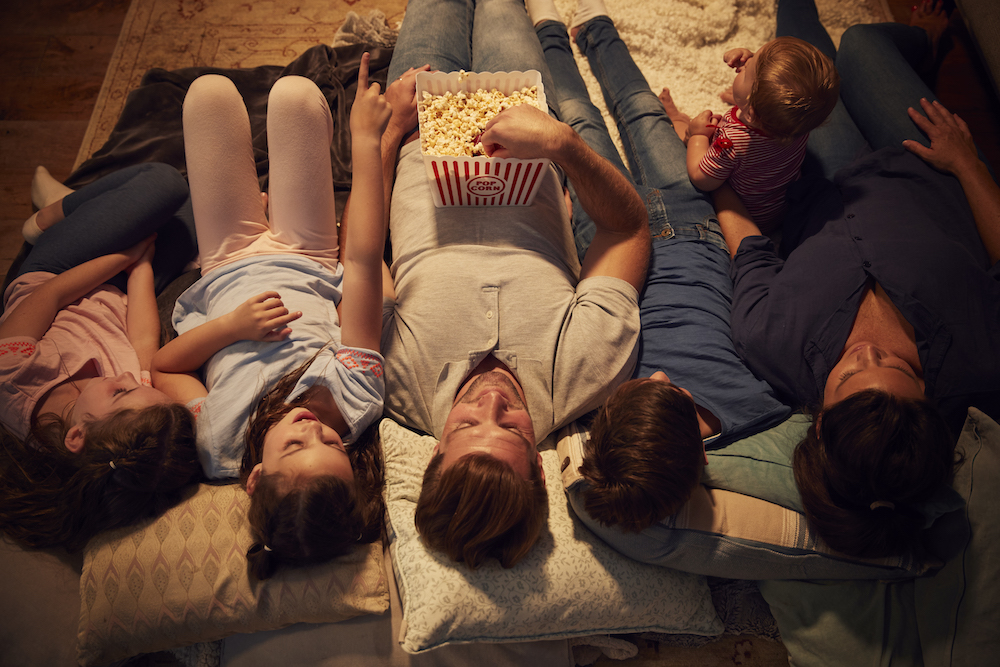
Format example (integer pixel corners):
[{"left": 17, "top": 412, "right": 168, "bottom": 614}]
[{"left": 418, "top": 85, "right": 541, "bottom": 157}]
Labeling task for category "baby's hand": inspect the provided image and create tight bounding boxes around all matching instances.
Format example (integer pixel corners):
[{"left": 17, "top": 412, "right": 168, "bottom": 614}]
[
  {"left": 350, "top": 52, "right": 392, "bottom": 141},
  {"left": 723, "top": 48, "right": 754, "bottom": 69},
  {"left": 226, "top": 291, "right": 302, "bottom": 343},
  {"left": 687, "top": 110, "right": 721, "bottom": 141}
]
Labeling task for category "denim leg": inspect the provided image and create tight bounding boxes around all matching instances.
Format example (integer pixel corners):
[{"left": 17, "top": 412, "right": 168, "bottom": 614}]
[
  {"left": 18, "top": 163, "right": 193, "bottom": 293},
  {"left": 836, "top": 23, "right": 937, "bottom": 150},
  {"left": 536, "top": 19, "right": 633, "bottom": 257},
  {"left": 776, "top": 0, "right": 868, "bottom": 180},
  {"left": 574, "top": 17, "right": 723, "bottom": 251},
  {"left": 471, "top": 0, "right": 556, "bottom": 101},
  {"left": 387, "top": 0, "right": 474, "bottom": 81}
]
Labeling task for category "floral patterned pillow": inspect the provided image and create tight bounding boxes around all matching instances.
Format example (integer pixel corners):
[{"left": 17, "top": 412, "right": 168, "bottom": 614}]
[{"left": 380, "top": 418, "right": 722, "bottom": 653}]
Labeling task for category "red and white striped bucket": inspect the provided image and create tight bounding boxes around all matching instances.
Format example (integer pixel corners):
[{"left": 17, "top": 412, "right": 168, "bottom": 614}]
[{"left": 416, "top": 70, "right": 550, "bottom": 208}]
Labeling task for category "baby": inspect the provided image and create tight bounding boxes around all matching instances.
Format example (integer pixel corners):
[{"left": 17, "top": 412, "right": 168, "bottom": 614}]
[{"left": 662, "top": 36, "right": 840, "bottom": 233}]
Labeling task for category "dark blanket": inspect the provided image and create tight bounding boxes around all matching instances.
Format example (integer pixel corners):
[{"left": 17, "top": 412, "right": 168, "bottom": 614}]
[
  {"left": 5, "top": 43, "right": 393, "bottom": 302},
  {"left": 66, "top": 43, "right": 392, "bottom": 196}
]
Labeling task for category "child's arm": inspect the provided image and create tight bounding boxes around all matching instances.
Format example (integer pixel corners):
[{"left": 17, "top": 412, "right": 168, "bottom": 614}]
[
  {"left": 151, "top": 291, "right": 302, "bottom": 401},
  {"left": 338, "top": 53, "right": 392, "bottom": 352},
  {"left": 125, "top": 240, "right": 160, "bottom": 371},
  {"left": 0, "top": 236, "right": 154, "bottom": 342},
  {"left": 685, "top": 110, "right": 726, "bottom": 192}
]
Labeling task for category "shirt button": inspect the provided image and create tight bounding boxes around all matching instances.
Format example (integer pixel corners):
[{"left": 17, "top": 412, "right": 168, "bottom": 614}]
[
  {"left": 847, "top": 213, "right": 855, "bottom": 219},
  {"left": 486, "top": 310, "right": 494, "bottom": 319},
  {"left": 863, "top": 261, "right": 871, "bottom": 268}
]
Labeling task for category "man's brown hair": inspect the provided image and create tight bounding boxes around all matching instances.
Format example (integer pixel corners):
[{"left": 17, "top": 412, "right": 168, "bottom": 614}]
[
  {"left": 579, "top": 378, "right": 702, "bottom": 533},
  {"left": 750, "top": 36, "right": 840, "bottom": 140},
  {"left": 415, "top": 451, "right": 547, "bottom": 569}
]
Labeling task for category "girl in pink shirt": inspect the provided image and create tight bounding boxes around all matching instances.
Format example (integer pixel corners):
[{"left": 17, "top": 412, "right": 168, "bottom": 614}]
[{"left": 0, "top": 163, "right": 200, "bottom": 552}]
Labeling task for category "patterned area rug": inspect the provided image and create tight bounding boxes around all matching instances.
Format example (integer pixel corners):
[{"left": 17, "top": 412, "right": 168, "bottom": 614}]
[{"left": 75, "top": 0, "right": 408, "bottom": 167}]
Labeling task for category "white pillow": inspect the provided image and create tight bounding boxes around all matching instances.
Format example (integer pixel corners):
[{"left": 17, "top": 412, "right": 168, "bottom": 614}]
[{"left": 380, "top": 418, "right": 722, "bottom": 654}]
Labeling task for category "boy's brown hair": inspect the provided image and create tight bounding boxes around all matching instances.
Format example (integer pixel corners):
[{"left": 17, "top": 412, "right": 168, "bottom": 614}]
[
  {"left": 579, "top": 378, "right": 702, "bottom": 533},
  {"left": 415, "top": 450, "right": 548, "bottom": 569},
  {"left": 750, "top": 36, "right": 840, "bottom": 139}
]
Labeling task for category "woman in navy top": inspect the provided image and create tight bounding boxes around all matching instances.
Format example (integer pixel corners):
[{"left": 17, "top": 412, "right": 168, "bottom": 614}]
[{"left": 717, "top": 0, "right": 1000, "bottom": 558}]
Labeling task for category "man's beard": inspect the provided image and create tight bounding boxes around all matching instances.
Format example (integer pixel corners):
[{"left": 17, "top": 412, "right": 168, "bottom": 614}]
[{"left": 458, "top": 370, "right": 526, "bottom": 410}]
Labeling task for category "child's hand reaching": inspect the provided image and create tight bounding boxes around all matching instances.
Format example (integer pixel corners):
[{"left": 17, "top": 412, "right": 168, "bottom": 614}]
[
  {"left": 126, "top": 235, "right": 156, "bottom": 274},
  {"left": 350, "top": 52, "right": 392, "bottom": 142},
  {"left": 686, "top": 110, "right": 722, "bottom": 143},
  {"left": 723, "top": 48, "right": 754, "bottom": 70},
  {"left": 225, "top": 291, "right": 302, "bottom": 342}
]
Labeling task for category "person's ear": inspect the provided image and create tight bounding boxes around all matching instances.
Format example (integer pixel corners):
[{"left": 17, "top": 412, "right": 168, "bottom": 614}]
[
  {"left": 432, "top": 442, "right": 440, "bottom": 456},
  {"left": 246, "top": 463, "right": 263, "bottom": 496},
  {"left": 815, "top": 412, "right": 823, "bottom": 433},
  {"left": 537, "top": 452, "right": 546, "bottom": 484},
  {"left": 64, "top": 425, "right": 87, "bottom": 453}
]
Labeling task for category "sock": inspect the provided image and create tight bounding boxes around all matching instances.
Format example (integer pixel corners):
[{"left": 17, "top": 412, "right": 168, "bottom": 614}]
[
  {"left": 31, "top": 165, "right": 74, "bottom": 210},
  {"left": 571, "top": 0, "right": 609, "bottom": 28},
  {"left": 525, "top": 0, "right": 562, "bottom": 26},
  {"left": 22, "top": 212, "right": 44, "bottom": 245}
]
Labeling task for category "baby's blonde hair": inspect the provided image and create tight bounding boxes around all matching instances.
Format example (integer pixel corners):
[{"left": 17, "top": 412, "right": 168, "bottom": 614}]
[{"left": 750, "top": 36, "right": 840, "bottom": 140}]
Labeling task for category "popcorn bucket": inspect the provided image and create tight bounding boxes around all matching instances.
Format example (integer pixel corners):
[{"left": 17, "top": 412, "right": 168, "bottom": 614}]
[{"left": 415, "top": 70, "right": 550, "bottom": 207}]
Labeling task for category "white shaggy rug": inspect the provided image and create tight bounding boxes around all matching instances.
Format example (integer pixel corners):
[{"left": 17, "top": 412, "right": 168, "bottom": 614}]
[{"left": 551, "top": 0, "right": 890, "bottom": 153}]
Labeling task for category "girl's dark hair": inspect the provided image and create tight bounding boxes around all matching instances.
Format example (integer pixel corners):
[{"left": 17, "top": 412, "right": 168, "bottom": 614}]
[
  {"left": 580, "top": 378, "right": 702, "bottom": 532},
  {"left": 0, "top": 404, "right": 200, "bottom": 553},
  {"left": 241, "top": 350, "right": 385, "bottom": 580},
  {"left": 793, "top": 389, "right": 958, "bottom": 559},
  {"left": 243, "top": 423, "right": 384, "bottom": 580}
]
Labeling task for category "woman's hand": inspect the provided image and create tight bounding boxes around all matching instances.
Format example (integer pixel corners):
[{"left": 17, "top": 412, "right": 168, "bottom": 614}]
[
  {"left": 903, "top": 98, "right": 980, "bottom": 177},
  {"left": 385, "top": 64, "right": 430, "bottom": 139},
  {"left": 723, "top": 48, "right": 754, "bottom": 69},
  {"left": 224, "top": 291, "right": 302, "bottom": 342},
  {"left": 350, "top": 52, "right": 392, "bottom": 142}
]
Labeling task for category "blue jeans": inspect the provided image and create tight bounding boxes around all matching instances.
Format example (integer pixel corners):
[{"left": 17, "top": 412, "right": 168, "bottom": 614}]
[
  {"left": 776, "top": 0, "right": 869, "bottom": 180},
  {"left": 387, "top": 0, "right": 555, "bottom": 110},
  {"left": 540, "top": 17, "right": 725, "bottom": 257},
  {"left": 18, "top": 163, "right": 196, "bottom": 294},
  {"left": 779, "top": 0, "right": 992, "bottom": 174}
]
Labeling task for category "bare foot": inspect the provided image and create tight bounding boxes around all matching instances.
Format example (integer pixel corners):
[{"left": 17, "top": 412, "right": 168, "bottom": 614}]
[
  {"left": 658, "top": 88, "right": 691, "bottom": 142},
  {"left": 720, "top": 85, "right": 736, "bottom": 107},
  {"left": 658, "top": 88, "right": 691, "bottom": 124},
  {"left": 910, "top": 0, "right": 948, "bottom": 62}
]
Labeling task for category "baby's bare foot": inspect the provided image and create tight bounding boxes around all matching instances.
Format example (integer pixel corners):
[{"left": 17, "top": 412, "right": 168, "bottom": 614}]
[
  {"left": 910, "top": 0, "right": 948, "bottom": 60},
  {"left": 658, "top": 88, "right": 691, "bottom": 124}
]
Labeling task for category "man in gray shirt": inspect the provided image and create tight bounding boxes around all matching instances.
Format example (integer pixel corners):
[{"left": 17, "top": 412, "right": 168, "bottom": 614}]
[{"left": 375, "top": 0, "right": 650, "bottom": 569}]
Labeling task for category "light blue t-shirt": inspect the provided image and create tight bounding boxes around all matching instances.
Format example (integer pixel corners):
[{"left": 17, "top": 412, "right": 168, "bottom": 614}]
[{"left": 173, "top": 255, "right": 385, "bottom": 480}]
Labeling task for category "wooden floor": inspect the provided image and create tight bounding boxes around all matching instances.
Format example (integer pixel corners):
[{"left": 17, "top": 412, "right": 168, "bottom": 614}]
[{"left": 1, "top": 0, "right": 998, "bottom": 281}]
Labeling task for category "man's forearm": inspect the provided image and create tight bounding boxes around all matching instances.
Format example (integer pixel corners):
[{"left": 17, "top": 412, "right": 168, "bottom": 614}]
[{"left": 555, "top": 128, "right": 646, "bottom": 237}]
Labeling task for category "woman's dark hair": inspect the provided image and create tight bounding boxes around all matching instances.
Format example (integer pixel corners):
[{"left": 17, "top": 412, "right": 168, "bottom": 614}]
[
  {"left": 580, "top": 378, "right": 702, "bottom": 533},
  {"left": 793, "top": 389, "right": 958, "bottom": 559},
  {"left": 0, "top": 404, "right": 200, "bottom": 553},
  {"left": 241, "top": 349, "right": 385, "bottom": 580}
]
